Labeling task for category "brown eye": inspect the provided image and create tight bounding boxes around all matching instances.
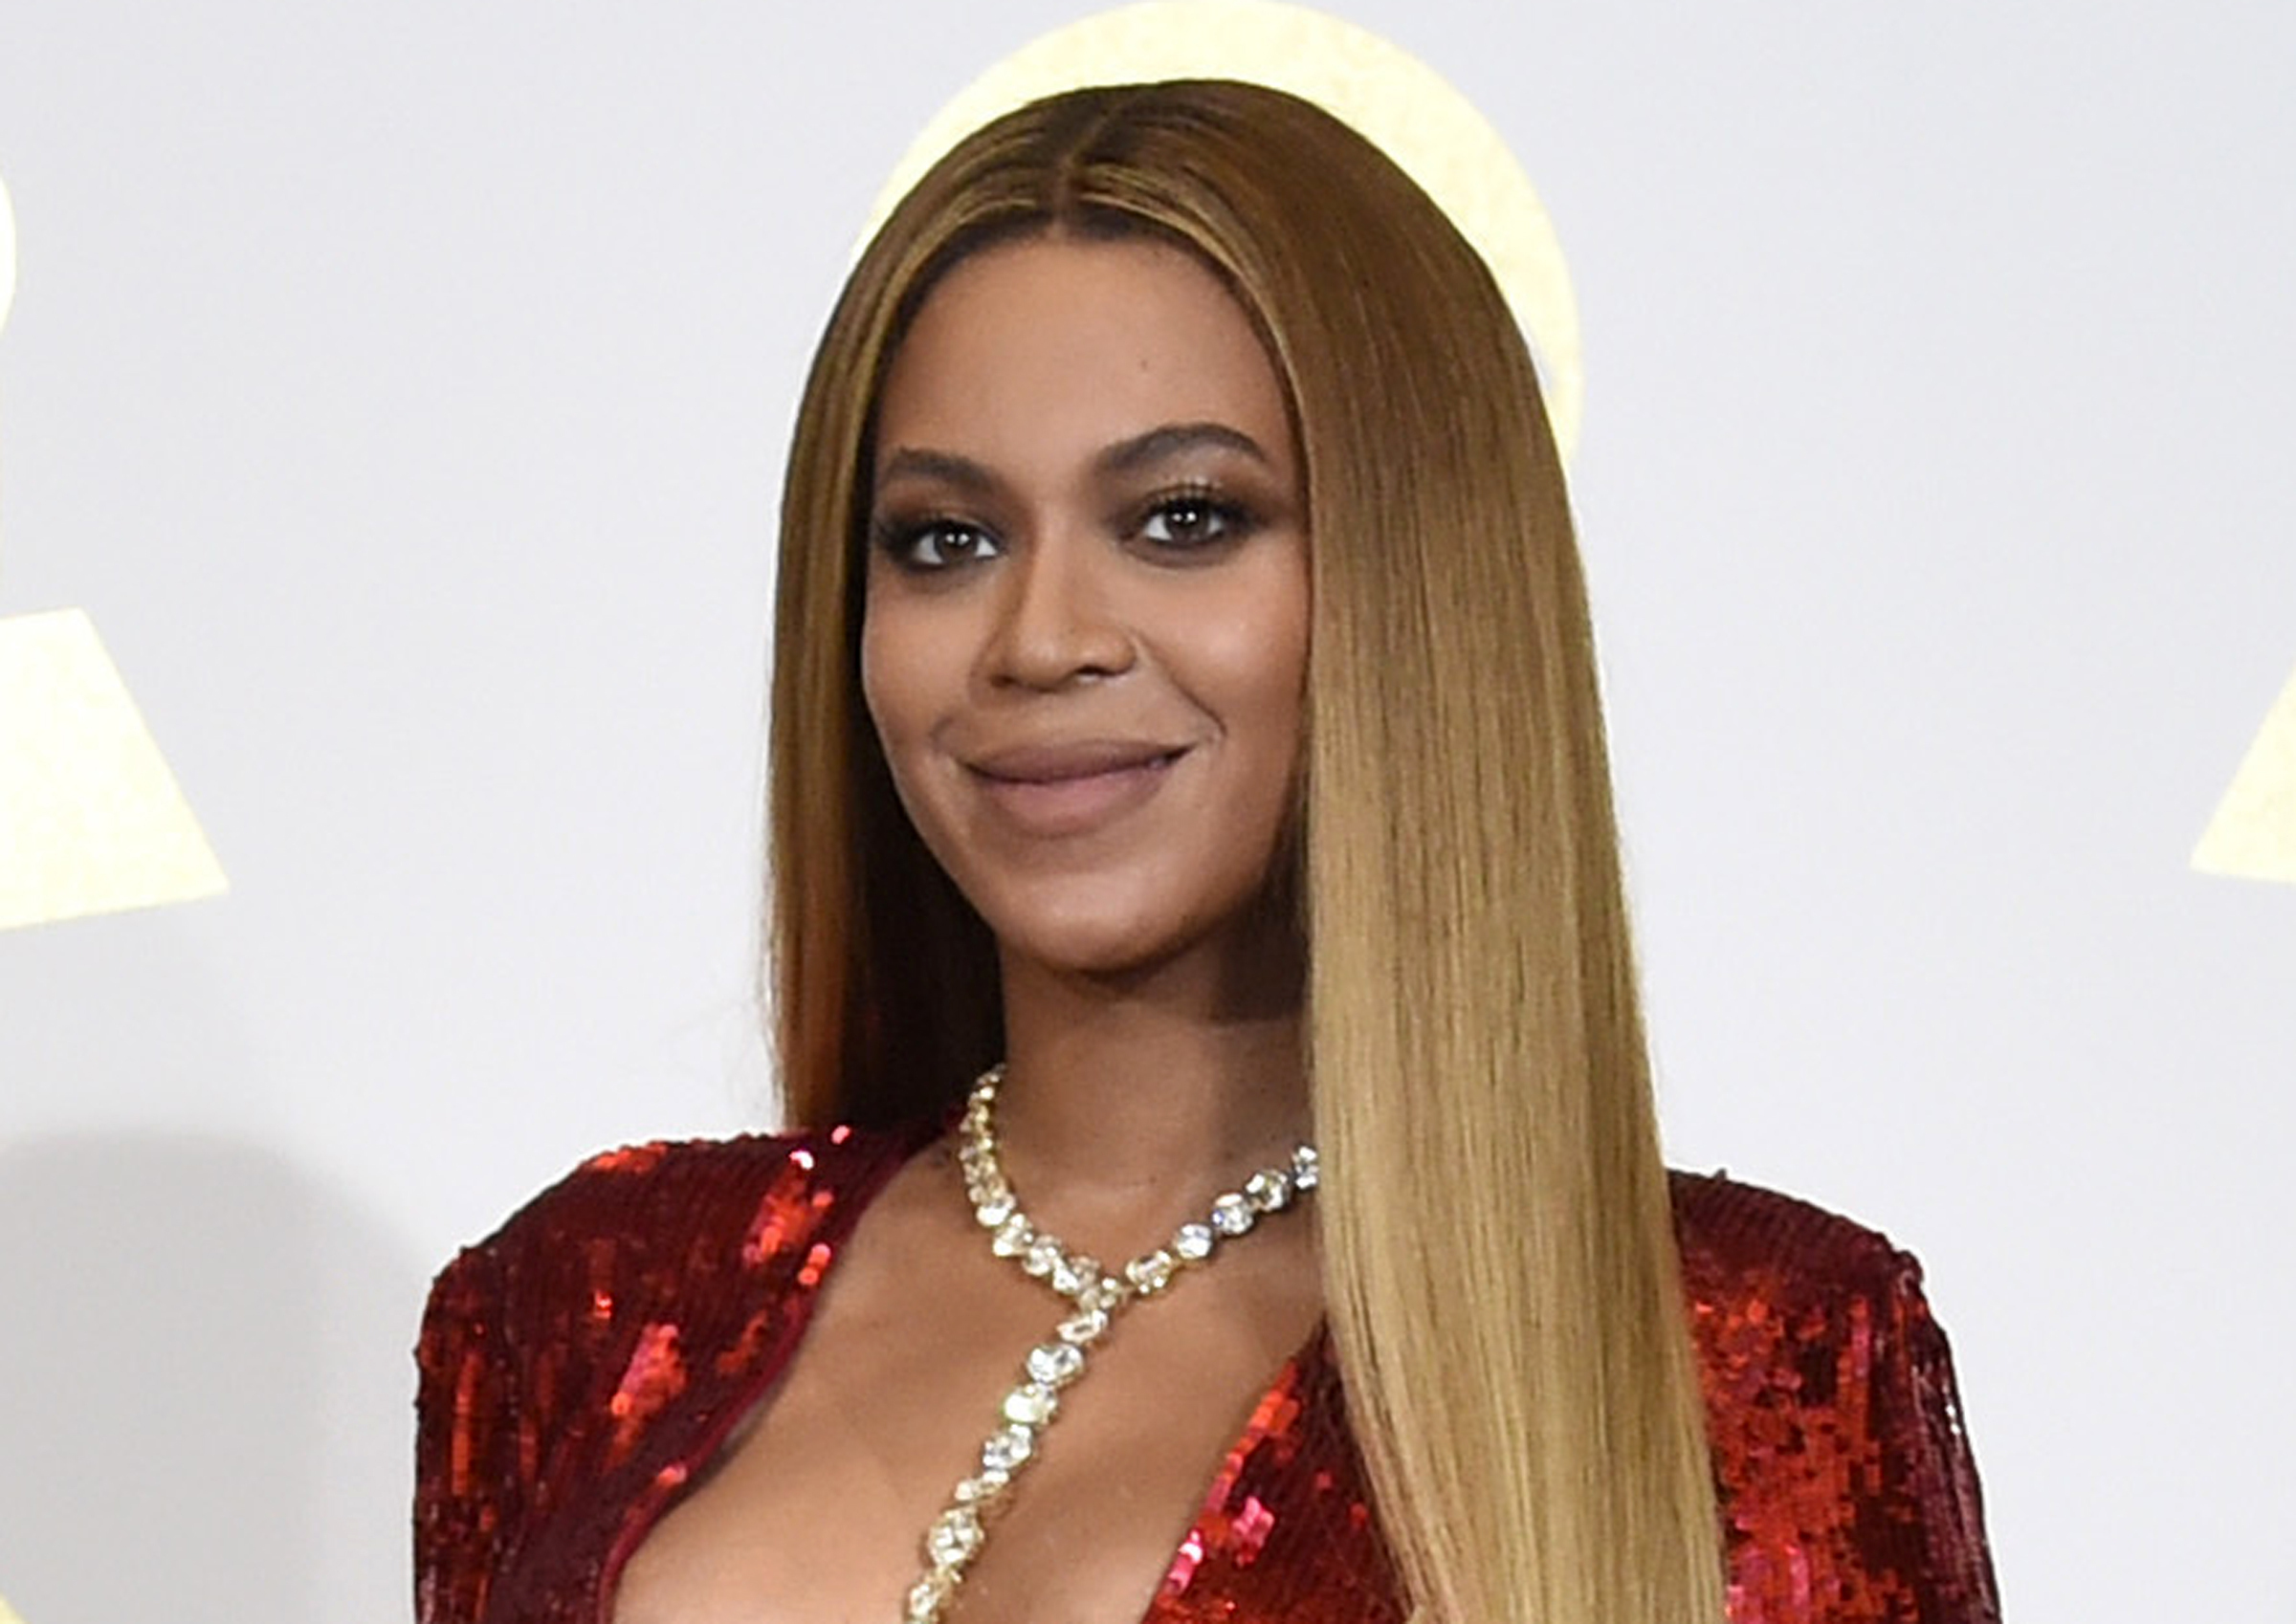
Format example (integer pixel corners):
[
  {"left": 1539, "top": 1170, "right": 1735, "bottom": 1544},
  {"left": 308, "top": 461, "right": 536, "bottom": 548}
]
[
  {"left": 1139, "top": 494, "right": 1249, "bottom": 549},
  {"left": 875, "top": 516, "right": 1002, "bottom": 572}
]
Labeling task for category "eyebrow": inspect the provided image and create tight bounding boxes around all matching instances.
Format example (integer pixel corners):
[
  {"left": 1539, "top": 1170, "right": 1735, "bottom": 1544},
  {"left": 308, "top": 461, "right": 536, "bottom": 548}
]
[
  {"left": 873, "top": 447, "right": 998, "bottom": 494},
  {"left": 1094, "top": 422, "right": 1270, "bottom": 475},
  {"left": 874, "top": 421, "right": 1271, "bottom": 493}
]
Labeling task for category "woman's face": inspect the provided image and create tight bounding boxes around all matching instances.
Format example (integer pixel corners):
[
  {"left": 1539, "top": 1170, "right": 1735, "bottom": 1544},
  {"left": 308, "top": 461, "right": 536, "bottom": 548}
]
[{"left": 861, "top": 232, "right": 1309, "bottom": 981}]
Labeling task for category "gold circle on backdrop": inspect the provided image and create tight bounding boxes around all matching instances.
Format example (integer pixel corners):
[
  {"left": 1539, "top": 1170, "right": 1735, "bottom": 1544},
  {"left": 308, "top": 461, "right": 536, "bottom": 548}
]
[{"left": 861, "top": 0, "right": 1586, "bottom": 463}]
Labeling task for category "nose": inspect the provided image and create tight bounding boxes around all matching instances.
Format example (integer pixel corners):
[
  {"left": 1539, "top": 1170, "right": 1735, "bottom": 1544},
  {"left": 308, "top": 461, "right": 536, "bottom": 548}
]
[{"left": 983, "top": 532, "right": 1135, "bottom": 691}]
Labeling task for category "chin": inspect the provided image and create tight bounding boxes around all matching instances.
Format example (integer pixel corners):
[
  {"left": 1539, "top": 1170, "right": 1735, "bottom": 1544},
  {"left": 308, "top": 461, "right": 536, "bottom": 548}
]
[
  {"left": 968, "top": 868, "right": 1219, "bottom": 977},
  {"left": 996, "top": 910, "right": 1198, "bottom": 981},
  {"left": 979, "top": 864, "right": 1295, "bottom": 991}
]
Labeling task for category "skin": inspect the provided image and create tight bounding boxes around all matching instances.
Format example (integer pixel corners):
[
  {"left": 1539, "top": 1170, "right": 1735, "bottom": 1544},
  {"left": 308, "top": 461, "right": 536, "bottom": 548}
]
[
  {"left": 612, "top": 237, "right": 1324, "bottom": 1624},
  {"left": 862, "top": 230, "right": 1314, "bottom": 1189}
]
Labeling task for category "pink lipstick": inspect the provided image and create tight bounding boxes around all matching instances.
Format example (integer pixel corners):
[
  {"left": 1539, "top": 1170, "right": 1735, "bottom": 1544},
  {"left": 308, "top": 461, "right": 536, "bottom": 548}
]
[{"left": 965, "top": 739, "right": 1188, "bottom": 836}]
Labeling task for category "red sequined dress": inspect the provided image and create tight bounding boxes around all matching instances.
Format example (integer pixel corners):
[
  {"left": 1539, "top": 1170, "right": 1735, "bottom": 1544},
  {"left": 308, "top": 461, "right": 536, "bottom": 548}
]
[{"left": 415, "top": 1122, "right": 1999, "bottom": 1623}]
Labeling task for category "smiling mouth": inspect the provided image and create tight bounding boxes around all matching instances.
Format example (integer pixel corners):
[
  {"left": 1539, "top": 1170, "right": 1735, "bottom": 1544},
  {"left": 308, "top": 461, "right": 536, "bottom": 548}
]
[
  {"left": 964, "top": 740, "right": 1190, "bottom": 834},
  {"left": 969, "top": 739, "right": 1189, "bottom": 783}
]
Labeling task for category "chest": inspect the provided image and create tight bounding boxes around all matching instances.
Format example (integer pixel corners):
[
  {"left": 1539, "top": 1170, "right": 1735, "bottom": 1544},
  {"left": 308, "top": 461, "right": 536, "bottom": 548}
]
[
  {"left": 611, "top": 1338, "right": 1283, "bottom": 1624},
  {"left": 602, "top": 1170, "right": 1383, "bottom": 1624}
]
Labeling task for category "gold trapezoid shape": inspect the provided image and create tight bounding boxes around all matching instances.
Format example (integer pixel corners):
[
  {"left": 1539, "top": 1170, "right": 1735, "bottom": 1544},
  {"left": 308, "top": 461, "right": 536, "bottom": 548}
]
[
  {"left": 0, "top": 607, "right": 228, "bottom": 930},
  {"left": 2193, "top": 656, "right": 2296, "bottom": 886}
]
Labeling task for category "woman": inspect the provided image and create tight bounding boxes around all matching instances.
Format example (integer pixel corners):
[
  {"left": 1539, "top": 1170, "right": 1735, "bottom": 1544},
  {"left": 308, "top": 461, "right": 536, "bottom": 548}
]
[{"left": 416, "top": 80, "right": 1998, "bottom": 1623}]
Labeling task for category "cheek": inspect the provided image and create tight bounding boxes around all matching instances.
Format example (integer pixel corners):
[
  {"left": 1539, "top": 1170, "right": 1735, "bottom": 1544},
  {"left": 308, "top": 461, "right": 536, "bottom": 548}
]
[
  {"left": 1195, "top": 567, "right": 1310, "bottom": 759},
  {"left": 857, "top": 588, "right": 981, "bottom": 882},
  {"left": 857, "top": 590, "right": 937, "bottom": 759}
]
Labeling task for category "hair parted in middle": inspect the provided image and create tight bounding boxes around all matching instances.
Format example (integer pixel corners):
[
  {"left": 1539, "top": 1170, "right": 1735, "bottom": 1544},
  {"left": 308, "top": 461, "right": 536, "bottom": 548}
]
[{"left": 768, "top": 79, "right": 1728, "bottom": 1624}]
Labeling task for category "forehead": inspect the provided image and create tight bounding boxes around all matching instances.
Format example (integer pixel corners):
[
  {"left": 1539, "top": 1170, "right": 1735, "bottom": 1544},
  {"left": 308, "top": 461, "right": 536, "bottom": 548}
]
[{"left": 872, "top": 234, "right": 1293, "bottom": 479}]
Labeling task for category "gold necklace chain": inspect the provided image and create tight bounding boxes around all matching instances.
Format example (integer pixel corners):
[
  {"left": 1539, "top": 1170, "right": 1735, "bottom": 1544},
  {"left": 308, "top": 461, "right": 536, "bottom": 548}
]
[{"left": 897, "top": 1063, "right": 1319, "bottom": 1623}]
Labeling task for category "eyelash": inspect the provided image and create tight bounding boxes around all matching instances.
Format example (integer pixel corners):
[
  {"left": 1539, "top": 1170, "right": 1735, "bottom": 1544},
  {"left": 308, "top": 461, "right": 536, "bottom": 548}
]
[
  {"left": 870, "top": 484, "right": 1259, "bottom": 574},
  {"left": 869, "top": 514, "right": 995, "bottom": 573},
  {"left": 1137, "top": 485, "right": 1255, "bottom": 552}
]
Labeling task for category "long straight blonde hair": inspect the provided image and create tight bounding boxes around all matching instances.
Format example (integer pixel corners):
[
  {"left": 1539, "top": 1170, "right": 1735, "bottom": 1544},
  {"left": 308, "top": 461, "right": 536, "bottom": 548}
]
[{"left": 769, "top": 81, "right": 1726, "bottom": 1624}]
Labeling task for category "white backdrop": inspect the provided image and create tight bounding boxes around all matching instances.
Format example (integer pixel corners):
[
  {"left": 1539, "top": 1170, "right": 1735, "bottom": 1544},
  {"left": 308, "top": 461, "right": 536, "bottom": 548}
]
[{"left": 2, "top": 3, "right": 2291, "bottom": 1620}]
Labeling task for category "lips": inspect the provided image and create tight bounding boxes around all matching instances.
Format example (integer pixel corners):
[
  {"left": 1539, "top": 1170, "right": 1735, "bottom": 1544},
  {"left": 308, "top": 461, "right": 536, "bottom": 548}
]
[
  {"left": 963, "top": 738, "right": 1189, "bottom": 836},
  {"left": 969, "top": 739, "right": 1186, "bottom": 783}
]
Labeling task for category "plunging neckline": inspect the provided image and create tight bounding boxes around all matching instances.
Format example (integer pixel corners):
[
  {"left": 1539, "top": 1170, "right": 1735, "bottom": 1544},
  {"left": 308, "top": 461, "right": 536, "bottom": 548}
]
[{"left": 594, "top": 1123, "right": 1329, "bottom": 1624}]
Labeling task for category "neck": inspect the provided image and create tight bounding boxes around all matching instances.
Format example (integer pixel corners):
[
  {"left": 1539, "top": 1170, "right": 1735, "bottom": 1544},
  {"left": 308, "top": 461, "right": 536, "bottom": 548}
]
[{"left": 988, "top": 933, "right": 1310, "bottom": 1225}]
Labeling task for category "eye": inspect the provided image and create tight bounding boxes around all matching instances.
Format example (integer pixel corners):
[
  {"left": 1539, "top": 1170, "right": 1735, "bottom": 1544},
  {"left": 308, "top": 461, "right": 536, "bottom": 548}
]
[
  {"left": 873, "top": 516, "right": 1003, "bottom": 572},
  {"left": 1137, "top": 490, "right": 1252, "bottom": 551}
]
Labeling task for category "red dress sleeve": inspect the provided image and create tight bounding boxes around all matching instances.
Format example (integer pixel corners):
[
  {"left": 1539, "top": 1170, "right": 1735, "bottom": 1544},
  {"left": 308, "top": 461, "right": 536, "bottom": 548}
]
[
  {"left": 1675, "top": 1173, "right": 2001, "bottom": 1624},
  {"left": 1869, "top": 1255, "right": 1996, "bottom": 1621},
  {"left": 408, "top": 1130, "right": 928, "bottom": 1622},
  {"left": 414, "top": 1242, "right": 525, "bottom": 1624}
]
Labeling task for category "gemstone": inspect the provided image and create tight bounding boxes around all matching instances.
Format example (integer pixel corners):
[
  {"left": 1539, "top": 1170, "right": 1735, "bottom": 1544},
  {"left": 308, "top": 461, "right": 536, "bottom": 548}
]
[
  {"left": 1292, "top": 1146, "right": 1319, "bottom": 1189},
  {"left": 1245, "top": 1169, "right": 1291, "bottom": 1211},
  {"left": 1023, "top": 1238, "right": 1062, "bottom": 1278},
  {"left": 1126, "top": 1250, "right": 1178, "bottom": 1294},
  {"left": 907, "top": 1574, "right": 952, "bottom": 1621},
  {"left": 1027, "top": 1341, "right": 1085, "bottom": 1385},
  {"left": 1003, "top": 1382, "right": 1057, "bottom": 1426},
  {"left": 991, "top": 1217, "right": 1032, "bottom": 1257},
  {"left": 1210, "top": 1194, "right": 1255, "bottom": 1236},
  {"left": 982, "top": 1423, "right": 1035, "bottom": 1473},
  {"left": 1057, "top": 1306, "right": 1111, "bottom": 1345},
  {"left": 927, "top": 1506, "right": 982, "bottom": 1567},
  {"left": 1174, "top": 1222, "right": 1215, "bottom": 1261},
  {"left": 953, "top": 1475, "right": 998, "bottom": 1503},
  {"left": 975, "top": 1192, "right": 1015, "bottom": 1228}
]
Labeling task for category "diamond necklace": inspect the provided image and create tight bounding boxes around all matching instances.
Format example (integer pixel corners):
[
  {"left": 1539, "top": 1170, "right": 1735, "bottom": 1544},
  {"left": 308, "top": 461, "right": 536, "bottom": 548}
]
[{"left": 897, "top": 1063, "right": 1319, "bottom": 1624}]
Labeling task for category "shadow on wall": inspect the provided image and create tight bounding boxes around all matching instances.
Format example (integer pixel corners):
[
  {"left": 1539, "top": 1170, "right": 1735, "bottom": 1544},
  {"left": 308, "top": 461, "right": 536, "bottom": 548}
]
[{"left": 0, "top": 1132, "right": 422, "bottom": 1624}]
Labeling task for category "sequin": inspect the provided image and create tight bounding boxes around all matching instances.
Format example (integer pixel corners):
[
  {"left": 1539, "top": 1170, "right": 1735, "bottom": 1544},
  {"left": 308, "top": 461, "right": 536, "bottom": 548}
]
[
  {"left": 1163, "top": 1530, "right": 1205, "bottom": 1594},
  {"left": 580, "top": 1143, "right": 667, "bottom": 1176},
  {"left": 606, "top": 1323, "right": 685, "bottom": 1458},
  {"left": 414, "top": 1129, "right": 1998, "bottom": 1623},
  {"left": 1231, "top": 1497, "right": 1274, "bottom": 1563},
  {"left": 740, "top": 1158, "right": 818, "bottom": 1264}
]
